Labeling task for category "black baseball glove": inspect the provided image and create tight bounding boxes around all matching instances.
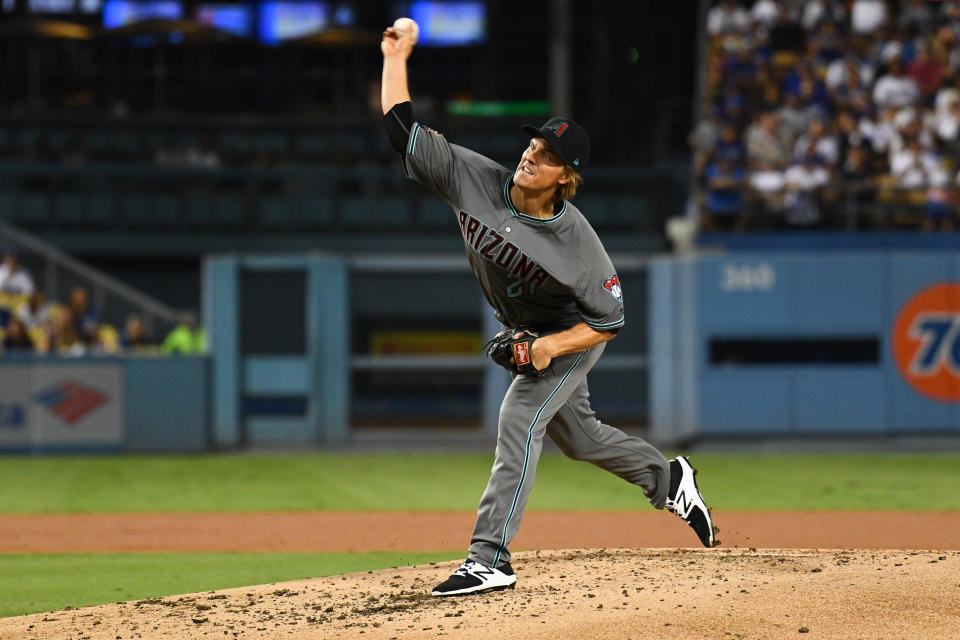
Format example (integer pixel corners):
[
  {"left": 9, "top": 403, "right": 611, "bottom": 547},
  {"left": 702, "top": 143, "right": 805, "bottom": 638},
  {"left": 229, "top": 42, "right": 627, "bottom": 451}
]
[{"left": 486, "top": 328, "right": 544, "bottom": 376}]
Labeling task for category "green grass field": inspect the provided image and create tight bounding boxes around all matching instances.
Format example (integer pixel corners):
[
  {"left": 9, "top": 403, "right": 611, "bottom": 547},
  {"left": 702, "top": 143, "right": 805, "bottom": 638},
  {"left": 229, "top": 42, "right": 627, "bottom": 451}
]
[
  {"left": 0, "top": 452, "right": 958, "bottom": 513},
  {"left": 0, "top": 551, "right": 462, "bottom": 618},
  {"left": 1, "top": 452, "right": 958, "bottom": 617}
]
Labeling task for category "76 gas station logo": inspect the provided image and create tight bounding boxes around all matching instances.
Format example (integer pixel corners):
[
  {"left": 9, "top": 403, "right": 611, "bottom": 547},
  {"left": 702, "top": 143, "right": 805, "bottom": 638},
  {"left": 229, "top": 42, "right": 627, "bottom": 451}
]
[
  {"left": 892, "top": 283, "right": 960, "bottom": 402},
  {"left": 907, "top": 313, "right": 960, "bottom": 375}
]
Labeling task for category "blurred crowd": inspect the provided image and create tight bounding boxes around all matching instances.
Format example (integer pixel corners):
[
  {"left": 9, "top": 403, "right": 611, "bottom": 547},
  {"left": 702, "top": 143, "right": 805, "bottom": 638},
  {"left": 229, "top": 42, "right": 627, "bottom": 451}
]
[
  {"left": 694, "top": 0, "right": 960, "bottom": 231},
  {"left": 0, "top": 248, "right": 204, "bottom": 356}
]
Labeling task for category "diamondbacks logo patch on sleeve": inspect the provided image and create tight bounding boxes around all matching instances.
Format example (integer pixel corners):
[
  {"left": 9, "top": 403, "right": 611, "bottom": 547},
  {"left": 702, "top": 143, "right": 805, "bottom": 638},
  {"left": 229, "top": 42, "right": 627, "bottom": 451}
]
[{"left": 603, "top": 274, "right": 622, "bottom": 302}]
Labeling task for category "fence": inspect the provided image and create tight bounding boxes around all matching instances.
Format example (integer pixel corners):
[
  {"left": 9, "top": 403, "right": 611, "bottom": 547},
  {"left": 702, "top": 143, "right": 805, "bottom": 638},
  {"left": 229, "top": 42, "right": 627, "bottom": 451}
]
[{"left": 204, "top": 253, "right": 651, "bottom": 446}]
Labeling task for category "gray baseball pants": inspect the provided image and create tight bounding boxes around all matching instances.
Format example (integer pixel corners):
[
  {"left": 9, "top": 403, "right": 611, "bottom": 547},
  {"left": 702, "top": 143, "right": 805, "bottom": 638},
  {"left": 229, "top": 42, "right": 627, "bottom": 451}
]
[{"left": 468, "top": 343, "right": 670, "bottom": 569}]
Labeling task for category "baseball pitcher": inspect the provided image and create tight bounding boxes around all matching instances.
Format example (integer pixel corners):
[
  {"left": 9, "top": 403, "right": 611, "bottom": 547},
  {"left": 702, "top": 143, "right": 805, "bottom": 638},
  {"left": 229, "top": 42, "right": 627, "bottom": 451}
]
[{"left": 380, "top": 22, "right": 719, "bottom": 597}]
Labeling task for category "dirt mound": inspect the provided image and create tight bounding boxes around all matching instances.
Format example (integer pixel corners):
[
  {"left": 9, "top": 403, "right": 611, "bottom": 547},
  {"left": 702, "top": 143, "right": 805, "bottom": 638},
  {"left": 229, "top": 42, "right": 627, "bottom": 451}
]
[{"left": 1, "top": 548, "right": 958, "bottom": 640}]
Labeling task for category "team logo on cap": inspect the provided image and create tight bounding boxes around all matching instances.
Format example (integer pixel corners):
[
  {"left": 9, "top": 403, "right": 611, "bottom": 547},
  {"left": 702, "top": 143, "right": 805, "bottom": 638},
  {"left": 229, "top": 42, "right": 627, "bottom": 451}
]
[
  {"left": 892, "top": 282, "right": 960, "bottom": 402},
  {"left": 603, "top": 274, "right": 622, "bottom": 302},
  {"left": 546, "top": 121, "right": 570, "bottom": 137}
]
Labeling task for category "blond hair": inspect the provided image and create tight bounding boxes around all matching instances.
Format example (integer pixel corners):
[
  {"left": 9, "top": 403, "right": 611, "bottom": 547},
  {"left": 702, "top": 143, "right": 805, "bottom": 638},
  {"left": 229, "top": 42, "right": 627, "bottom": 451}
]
[{"left": 555, "top": 166, "right": 584, "bottom": 202}]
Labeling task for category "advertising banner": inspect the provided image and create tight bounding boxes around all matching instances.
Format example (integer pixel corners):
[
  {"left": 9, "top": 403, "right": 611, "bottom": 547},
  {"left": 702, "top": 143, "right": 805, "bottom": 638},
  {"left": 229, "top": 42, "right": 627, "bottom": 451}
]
[
  {"left": 30, "top": 364, "right": 124, "bottom": 447},
  {"left": 0, "top": 366, "right": 30, "bottom": 448}
]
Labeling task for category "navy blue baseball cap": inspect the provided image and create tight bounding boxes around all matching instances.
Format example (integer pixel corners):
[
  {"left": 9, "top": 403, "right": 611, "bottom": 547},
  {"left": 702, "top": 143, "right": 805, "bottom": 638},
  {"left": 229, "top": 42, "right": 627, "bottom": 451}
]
[{"left": 521, "top": 117, "right": 591, "bottom": 170}]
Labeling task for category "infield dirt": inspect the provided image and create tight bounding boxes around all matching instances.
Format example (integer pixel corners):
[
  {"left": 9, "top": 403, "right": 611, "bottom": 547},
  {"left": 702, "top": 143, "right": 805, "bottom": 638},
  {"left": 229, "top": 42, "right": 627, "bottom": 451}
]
[
  {"left": 1, "top": 548, "right": 958, "bottom": 640},
  {"left": 2, "top": 511, "right": 959, "bottom": 639}
]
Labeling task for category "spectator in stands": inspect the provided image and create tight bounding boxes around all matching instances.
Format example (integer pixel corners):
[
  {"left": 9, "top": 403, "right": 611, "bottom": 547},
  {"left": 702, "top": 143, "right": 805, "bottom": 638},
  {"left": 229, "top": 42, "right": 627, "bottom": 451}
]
[
  {"left": 748, "top": 160, "right": 787, "bottom": 219},
  {"left": 808, "top": 21, "right": 845, "bottom": 65},
  {"left": 0, "top": 249, "right": 35, "bottom": 297},
  {"left": 768, "top": 4, "right": 805, "bottom": 56},
  {"left": 162, "top": 312, "right": 206, "bottom": 355},
  {"left": 714, "top": 124, "right": 745, "bottom": 164},
  {"left": 889, "top": 137, "right": 928, "bottom": 189},
  {"left": 750, "top": 0, "right": 782, "bottom": 32},
  {"left": 708, "top": 0, "right": 750, "bottom": 38},
  {"left": 850, "top": 0, "right": 889, "bottom": 37},
  {"left": 722, "top": 43, "right": 758, "bottom": 95},
  {"left": 794, "top": 119, "right": 840, "bottom": 166},
  {"left": 825, "top": 54, "right": 874, "bottom": 108},
  {"left": 68, "top": 286, "right": 99, "bottom": 346},
  {"left": 935, "top": 74, "right": 960, "bottom": 124},
  {"left": 876, "top": 24, "right": 914, "bottom": 67},
  {"left": 53, "top": 307, "right": 82, "bottom": 355},
  {"left": 801, "top": 0, "right": 846, "bottom": 33},
  {"left": 932, "top": 25, "right": 960, "bottom": 78},
  {"left": 873, "top": 58, "right": 920, "bottom": 110},
  {"left": 776, "top": 92, "right": 813, "bottom": 139},
  {"left": 751, "top": 62, "right": 782, "bottom": 112},
  {"left": 696, "top": 0, "right": 960, "bottom": 230},
  {"left": 783, "top": 154, "right": 831, "bottom": 226},
  {"left": 689, "top": 105, "right": 723, "bottom": 176},
  {"left": 702, "top": 158, "right": 748, "bottom": 231},
  {"left": 841, "top": 144, "right": 878, "bottom": 211},
  {"left": 746, "top": 112, "right": 791, "bottom": 168},
  {"left": 856, "top": 99, "right": 897, "bottom": 155},
  {"left": 121, "top": 314, "right": 150, "bottom": 350},
  {"left": 1, "top": 317, "right": 33, "bottom": 352},
  {"left": 898, "top": 1, "right": 935, "bottom": 35},
  {"left": 16, "top": 289, "right": 52, "bottom": 352},
  {"left": 924, "top": 163, "right": 954, "bottom": 232},
  {"left": 933, "top": 82, "right": 960, "bottom": 157},
  {"left": 795, "top": 65, "right": 830, "bottom": 119},
  {"left": 907, "top": 43, "right": 946, "bottom": 104}
]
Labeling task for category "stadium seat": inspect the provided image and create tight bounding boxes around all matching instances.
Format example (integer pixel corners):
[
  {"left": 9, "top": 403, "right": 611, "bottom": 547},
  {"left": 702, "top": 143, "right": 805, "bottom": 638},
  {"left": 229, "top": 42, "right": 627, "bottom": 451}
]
[
  {"left": 255, "top": 132, "right": 288, "bottom": 156},
  {"left": 185, "top": 192, "right": 215, "bottom": 225},
  {"left": 56, "top": 193, "right": 89, "bottom": 225},
  {"left": 259, "top": 195, "right": 296, "bottom": 227},
  {"left": 299, "top": 196, "right": 334, "bottom": 225},
  {"left": 574, "top": 196, "right": 612, "bottom": 225},
  {"left": 218, "top": 131, "right": 252, "bottom": 157},
  {"left": 88, "top": 194, "right": 115, "bottom": 226},
  {"left": 18, "top": 193, "right": 49, "bottom": 225},
  {"left": 419, "top": 198, "right": 454, "bottom": 228},
  {"left": 120, "top": 194, "right": 151, "bottom": 226},
  {"left": 294, "top": 133, "right": 330, "bottom": 158},
  {"left": 331, "top": 132, "right": 368, "bottom": 157},
  {"left": 16, "top": 128, "right": 42, "bottom": 153},
  {"left": 341, "top": 195, "right": 411, "bottom": 227},
  {"left": 0, "top": 191, "right": 18, "bottom": 222},
  {"left": 110, "top": 130, "right": 141, "bottom": 156},
  {"left": 154, "top": 195, "right": 181, "bottom": 226},
  {"left": 612, "top": 195, "right": 649, "bottom": 226},
  {"left": 214, "top": 194, "right": 245, "bottom": 226},
  {"left": 46, "top": 130, "right": 73, "bottom": 153},
  {"left": 80, "top": 130, "right": 111, "bottom": 156}
]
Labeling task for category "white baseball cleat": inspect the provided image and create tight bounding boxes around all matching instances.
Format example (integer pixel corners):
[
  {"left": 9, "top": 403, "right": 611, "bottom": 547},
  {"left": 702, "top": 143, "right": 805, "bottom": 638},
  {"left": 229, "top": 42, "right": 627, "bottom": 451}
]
[
  {"left": 431, "top": 560, "right": 517, "bottom": 596},
  {"left": 665, "top": 456, "right": 720, "bottom": 547}
]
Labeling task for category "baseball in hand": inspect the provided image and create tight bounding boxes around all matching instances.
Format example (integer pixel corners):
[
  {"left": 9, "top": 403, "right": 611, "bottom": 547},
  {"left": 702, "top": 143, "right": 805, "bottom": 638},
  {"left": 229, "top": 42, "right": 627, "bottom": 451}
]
[{"left": 392, "top": 17, "right": 419, "bottom": 44}]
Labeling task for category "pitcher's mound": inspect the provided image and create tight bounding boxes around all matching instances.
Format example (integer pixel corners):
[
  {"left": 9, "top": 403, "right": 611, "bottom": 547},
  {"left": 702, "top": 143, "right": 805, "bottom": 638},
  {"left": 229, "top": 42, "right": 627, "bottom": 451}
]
[{"left": 2, "top": 548, "right": 958, "bottom": 640}]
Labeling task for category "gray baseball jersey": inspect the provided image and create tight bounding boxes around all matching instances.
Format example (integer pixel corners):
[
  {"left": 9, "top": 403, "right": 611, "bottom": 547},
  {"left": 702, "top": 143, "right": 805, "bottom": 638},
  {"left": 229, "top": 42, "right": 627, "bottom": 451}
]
[
  {"left": 400, "top": 121, "right": 668, "bottom": 570},
  {"left": 403, "top": 123, "right": 625, "bottom": 333}
]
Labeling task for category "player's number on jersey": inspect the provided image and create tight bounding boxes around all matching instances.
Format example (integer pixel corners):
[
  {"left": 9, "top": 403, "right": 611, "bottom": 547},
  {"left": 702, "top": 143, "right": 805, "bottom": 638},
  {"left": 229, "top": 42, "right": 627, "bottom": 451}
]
[{"left": 506, "top": 277, "right": 536, "bottom": 298}]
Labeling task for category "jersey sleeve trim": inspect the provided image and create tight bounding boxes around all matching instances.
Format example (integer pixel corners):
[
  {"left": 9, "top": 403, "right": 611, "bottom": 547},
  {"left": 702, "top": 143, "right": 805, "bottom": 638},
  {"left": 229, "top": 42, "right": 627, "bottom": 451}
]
[
  {"left": 585, "top": 316, "right": 625, "bottom": 330},
  {"left": 408, "top": 123, "right": 422, "bottom": 156}
]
